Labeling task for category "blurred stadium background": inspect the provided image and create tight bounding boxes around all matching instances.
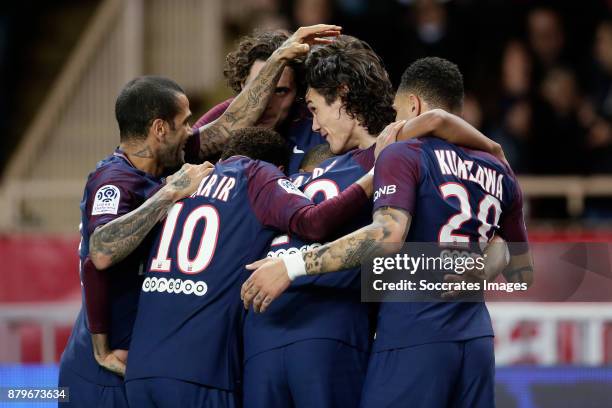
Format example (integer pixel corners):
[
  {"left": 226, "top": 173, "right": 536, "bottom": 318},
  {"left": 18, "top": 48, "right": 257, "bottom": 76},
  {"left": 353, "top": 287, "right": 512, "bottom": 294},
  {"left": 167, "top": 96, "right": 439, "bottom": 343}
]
[{"left": 1, "top": 0, "right": 612, "bottom": 406}]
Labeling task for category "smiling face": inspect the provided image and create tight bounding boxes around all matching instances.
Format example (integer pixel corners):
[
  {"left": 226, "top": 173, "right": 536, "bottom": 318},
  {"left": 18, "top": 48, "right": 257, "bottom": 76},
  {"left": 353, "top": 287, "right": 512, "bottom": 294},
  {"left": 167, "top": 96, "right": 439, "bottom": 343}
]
[
  {"left": 158, "top": 93, "right": 192, "bottom": 168},
  {"left": 306, "top": 87, "right": 359, "bottom": 154},
  {"left": 244, "top": 60, "right": 297, "bottom": 129}
]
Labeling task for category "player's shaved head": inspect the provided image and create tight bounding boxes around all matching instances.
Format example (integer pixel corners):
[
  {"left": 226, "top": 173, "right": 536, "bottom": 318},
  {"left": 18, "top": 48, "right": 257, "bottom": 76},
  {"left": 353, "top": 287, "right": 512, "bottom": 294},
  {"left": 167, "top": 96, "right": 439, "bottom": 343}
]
[
  {"left": 299, "top": 144, "right": 334, "bottom": 172},
  {"left": 115, "top": 76, "right": 185, "bottom": 141},
  {"left": 398, "top": 57, "right": 464, "bottom": 113},
  {"left": 221, "top": 127, "right": 290, "bottom": 169}
]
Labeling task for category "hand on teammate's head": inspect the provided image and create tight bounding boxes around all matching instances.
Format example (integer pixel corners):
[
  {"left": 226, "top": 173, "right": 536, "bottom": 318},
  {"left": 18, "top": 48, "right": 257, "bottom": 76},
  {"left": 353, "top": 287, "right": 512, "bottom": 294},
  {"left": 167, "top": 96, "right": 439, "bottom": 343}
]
[{"left": 276, "top": 24, "right": 342, "bottom": 61}]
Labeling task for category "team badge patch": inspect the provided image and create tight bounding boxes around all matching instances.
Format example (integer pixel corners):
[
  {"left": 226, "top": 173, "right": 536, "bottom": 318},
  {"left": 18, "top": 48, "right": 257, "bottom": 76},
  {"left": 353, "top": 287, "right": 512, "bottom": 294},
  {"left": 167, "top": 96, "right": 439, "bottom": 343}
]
[
  {"left": 277, "top": 178, "right": 307, "bottom": 197},
  {"left": 92, "top": 185, "right": 121, "bottom": 215}
]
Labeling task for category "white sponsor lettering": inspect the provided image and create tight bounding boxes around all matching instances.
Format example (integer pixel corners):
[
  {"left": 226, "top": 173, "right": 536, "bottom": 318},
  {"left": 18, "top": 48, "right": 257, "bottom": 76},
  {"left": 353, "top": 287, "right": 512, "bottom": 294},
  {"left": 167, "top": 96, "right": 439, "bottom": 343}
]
[
  {"left": 373, "top": 185, "right": 397, "bottom": 201},
  {"left": 142, "top": 276, "right": 208, "bottom": 296}
]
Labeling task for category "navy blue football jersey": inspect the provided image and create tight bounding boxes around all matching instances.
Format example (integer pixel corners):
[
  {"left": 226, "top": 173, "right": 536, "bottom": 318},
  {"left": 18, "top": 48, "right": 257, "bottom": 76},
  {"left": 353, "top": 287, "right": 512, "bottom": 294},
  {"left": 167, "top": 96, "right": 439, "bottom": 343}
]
[
  {"left": 282, "top": 115, "right": 326, "bottom": 175},
  {"left": 60, "top": 149, "right": 162, "bottom": 386},
  {"left": 244, "top": 145, "right": 375, "bottom": 361},
  {"left": 371, "top": 137, "right": 528, "bottom": 351},
  {"left": 125, "top": 156, "right": 363, "bottom": 391}
]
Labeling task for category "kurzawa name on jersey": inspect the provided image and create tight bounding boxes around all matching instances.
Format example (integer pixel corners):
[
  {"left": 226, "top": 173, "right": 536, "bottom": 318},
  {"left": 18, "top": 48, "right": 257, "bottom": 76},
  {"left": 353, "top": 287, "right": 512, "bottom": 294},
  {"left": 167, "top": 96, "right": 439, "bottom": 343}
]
[{"left": 434, "top": 149, "right": 504, "bottom": 201}]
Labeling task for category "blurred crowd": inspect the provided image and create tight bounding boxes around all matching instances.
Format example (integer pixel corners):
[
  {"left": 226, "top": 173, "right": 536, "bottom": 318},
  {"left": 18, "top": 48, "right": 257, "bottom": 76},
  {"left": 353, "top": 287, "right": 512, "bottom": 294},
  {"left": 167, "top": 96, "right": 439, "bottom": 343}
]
[{"left": 230, "top": 0, "right": 612, "bottom": 176}]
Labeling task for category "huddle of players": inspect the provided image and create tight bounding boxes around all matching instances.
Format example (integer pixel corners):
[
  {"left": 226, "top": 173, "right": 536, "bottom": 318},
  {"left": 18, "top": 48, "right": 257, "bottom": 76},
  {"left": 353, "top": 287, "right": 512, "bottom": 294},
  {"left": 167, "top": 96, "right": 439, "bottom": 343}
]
[{"left": 59, "top": 24, "right": 533, "bottom": 408}]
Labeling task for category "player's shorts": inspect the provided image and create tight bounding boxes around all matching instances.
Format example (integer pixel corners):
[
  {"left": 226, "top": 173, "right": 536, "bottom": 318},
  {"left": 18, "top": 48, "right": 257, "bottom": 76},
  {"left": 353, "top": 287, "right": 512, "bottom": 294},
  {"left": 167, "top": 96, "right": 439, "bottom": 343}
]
[
  {"left": 360, "top": 336, "right": 494, "bottom": 408},
  {"left": 243, "top": 339, "right": 368, "bottom": 408},
  {"left": 125, "top": 377, "right": 237, "bottom": 408},
  {"left": 57, "top": 365, "right": 128, "bottom": 408}
]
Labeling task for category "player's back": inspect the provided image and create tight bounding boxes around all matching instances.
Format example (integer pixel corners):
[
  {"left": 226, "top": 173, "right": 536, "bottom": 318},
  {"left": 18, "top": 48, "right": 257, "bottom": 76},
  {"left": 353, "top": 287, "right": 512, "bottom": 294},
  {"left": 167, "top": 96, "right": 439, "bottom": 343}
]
[
  {"left": 244, "top": 146, "right": 375, "bottom": 360},
  {"left": 373, "top": 137, "right": 522, "bottom": 351},
  {"left": 125, "top": 156, "right": 296, "bottom": 391}
]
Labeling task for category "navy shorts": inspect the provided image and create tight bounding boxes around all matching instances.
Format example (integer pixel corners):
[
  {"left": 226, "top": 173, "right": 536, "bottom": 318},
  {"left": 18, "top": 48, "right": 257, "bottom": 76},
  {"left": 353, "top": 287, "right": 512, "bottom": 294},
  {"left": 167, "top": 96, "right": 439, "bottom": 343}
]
[
  {"left": 57, "top": 365, "right": 128, "bottom": 408},
  {"left": 125, "top": 377, "right": 237, "bottom": 408},
  {"left": 243, "top": 339, "right": 369, "bottom": 408},
  {"left": 360, "top": 336, "right": 495, "bottom": 408}
]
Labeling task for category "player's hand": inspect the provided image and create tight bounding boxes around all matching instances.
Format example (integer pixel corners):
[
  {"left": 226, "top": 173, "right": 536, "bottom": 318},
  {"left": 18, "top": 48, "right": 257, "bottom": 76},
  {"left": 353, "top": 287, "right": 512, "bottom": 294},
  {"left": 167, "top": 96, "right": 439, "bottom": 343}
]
[
  {"left": 375, "top": 121, "right": 406, "bottom": 160},
  {"left": 440, "top": 263, "right": 486, "bottom": 300},
  {"left": 91, "top": 333, "right": 128, "bottom": 377},
  {"left": 275, "top": 24, "right": 342, "bottom": 61},
  {"left": 165, "top": 162, "right": 214, "bottom": 201},
  {"left": 241, "top": 258, "right": 291, "bottom": 313},
  {"left": 441, "top": 235, "right": 509, "bottom": 299},
  {"left": 491, "top": 143, "right": 510, "bottom": 167},
  {"left": 95, "top": 349, "right": 128, "bottom": 377}
]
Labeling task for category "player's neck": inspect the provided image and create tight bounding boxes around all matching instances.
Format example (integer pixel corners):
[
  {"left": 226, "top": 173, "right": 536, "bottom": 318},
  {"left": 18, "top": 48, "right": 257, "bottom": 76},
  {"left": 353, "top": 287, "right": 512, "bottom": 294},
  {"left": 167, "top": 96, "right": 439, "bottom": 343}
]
[
  {"left": 354, "top": 127, "right": 376, "bottom": 149},
  {"left": 119, "top": 141, "right": 164, "bottom": 176}
]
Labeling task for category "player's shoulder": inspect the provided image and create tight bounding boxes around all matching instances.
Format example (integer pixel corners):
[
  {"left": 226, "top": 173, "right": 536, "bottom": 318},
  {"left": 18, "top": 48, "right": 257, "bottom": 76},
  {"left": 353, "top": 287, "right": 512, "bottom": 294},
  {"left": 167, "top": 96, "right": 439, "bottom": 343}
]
[
  {"left": 86, "top": 153, "right": 154, "bottom": 193},
  {"left": 462, "top": 145, "right": 515, "bottom": 178},
  {"left": 421, "top": 136, "right": 513, "bottom": 175},
  {"left": 379, "top": 139, "right": 424, "bottom": 162},
  {"left": 221, "top": 155, "right": 284, "bottom": 181}
]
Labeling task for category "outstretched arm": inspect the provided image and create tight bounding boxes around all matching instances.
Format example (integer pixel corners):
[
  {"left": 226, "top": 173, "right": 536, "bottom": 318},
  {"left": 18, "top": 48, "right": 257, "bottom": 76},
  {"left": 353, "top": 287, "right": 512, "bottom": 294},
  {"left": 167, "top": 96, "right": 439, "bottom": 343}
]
[
  {"left": 396, "top": 109, "right": 506, "bottom": 163},
  {"left": 241, "top": 206, "right": 411, "bottom": 312},
  {"left": 195, "top": 24, "right": 342, "bottom": 159}
]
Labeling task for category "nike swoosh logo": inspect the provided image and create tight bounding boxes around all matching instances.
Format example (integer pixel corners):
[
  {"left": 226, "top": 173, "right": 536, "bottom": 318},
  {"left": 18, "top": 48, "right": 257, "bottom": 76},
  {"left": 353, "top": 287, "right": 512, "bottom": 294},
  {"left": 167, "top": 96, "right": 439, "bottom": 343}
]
[{"left": 293, "top": 146, "right": 305, "bottom": 154}]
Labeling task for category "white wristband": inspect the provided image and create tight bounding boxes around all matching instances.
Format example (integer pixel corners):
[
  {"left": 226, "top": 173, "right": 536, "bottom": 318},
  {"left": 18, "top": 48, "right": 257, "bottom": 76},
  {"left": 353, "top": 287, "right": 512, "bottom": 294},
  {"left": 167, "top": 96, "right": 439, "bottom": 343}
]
[{"left": 282, "top": 252, "right": 307, "bottom": 281}]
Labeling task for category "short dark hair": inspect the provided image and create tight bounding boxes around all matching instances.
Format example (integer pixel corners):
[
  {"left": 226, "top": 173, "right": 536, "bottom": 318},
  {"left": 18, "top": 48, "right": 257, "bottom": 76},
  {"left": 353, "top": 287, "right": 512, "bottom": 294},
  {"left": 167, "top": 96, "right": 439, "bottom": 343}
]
[
  {"left": 299, "top": 144, "right": 334, "bottom": 171},
  {"left": 220, "top": 127, "right": 290, "bottom": 168},
  {"left": 398, "top": 57, "right": 464, "bottom": 112},
  {"left": 224, "top": 30, "right": 304, "bottom": 94},
  {"left": 115, "top": 76, "right": 185, "bottom": 141},
  {"left": 305, "top": 35, "right": 396, "bottom": 135}
]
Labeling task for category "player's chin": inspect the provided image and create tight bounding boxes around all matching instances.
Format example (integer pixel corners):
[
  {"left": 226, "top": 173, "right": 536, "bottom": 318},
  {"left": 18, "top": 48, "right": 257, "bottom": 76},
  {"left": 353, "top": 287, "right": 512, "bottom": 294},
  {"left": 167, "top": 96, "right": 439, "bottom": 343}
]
[{"left": 327, "top": 139, "right": 342, "bottom": 155}]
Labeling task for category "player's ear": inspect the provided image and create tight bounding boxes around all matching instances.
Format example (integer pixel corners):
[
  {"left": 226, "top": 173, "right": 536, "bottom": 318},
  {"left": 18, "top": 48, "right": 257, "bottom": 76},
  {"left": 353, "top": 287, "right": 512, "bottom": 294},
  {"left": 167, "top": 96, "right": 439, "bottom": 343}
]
[
  {"left": 278, "top": 165, "right": 286, "bottom": 173},
  {"left": 150, "top": 118, "right": 167, "bottom": 142},
  {"left": 409, "top": 94, "right": 421, "bottom": 116}
]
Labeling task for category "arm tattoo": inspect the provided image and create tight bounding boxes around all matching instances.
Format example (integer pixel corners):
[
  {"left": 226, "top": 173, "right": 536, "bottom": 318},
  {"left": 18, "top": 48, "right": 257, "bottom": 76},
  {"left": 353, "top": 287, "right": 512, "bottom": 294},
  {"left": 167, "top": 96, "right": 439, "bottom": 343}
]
[
  {"left": 198, "top": 54, "right": 287, "bottom": 158},
  {"left": 303, "top": 208, "right": 410, "bottom": 275},
  {"left": 89, "top": 189, "right": 174, "bottom": 267}
]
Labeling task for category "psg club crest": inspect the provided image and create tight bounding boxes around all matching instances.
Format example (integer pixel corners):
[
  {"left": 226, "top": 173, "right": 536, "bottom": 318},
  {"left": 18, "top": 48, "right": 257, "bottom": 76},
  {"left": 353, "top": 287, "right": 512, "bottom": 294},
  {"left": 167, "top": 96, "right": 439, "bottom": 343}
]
[{"left": 91, "top": 185, "right": 121, "bottom": 215}]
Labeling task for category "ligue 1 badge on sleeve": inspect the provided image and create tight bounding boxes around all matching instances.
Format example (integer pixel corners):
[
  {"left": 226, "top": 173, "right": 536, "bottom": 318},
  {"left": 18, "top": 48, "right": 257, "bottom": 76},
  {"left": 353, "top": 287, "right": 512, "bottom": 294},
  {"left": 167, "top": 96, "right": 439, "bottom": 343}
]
[
  {"left": 278, "top": 178, "right": 307, "bottom": 197},
  {"left": 92, "top": 185, "right": 121, "bottom": 215}
]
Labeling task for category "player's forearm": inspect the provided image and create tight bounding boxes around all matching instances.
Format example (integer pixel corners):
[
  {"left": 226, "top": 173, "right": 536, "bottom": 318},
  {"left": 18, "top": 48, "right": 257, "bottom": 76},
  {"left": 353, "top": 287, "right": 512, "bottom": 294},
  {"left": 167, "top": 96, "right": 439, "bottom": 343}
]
[
  {"left": 82, "top": 258, "right": 109, "bottom": 332},
  {"left": 91, "top": 333, "right": 111, "bottom": 362},
  {"left": 303, "top": 208, "right": 408, "bottom": 275},
  {"left": 197, "top": 51, "right": 289, "bottom": 158},
  {"left": 482, "top": 237, "right": 511, "bottom": 282},
  {"left": 289, "top": 182, "right": 369, "bottom": 242},
  {"left": 401, "top": 109, "right": 503, "bottom": 158},
  {"left": 89, "top": 187, "right": 177, "bottom": 270},
  {"left": 502, "top": 251, "right": 534, "bottom": 287}
]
